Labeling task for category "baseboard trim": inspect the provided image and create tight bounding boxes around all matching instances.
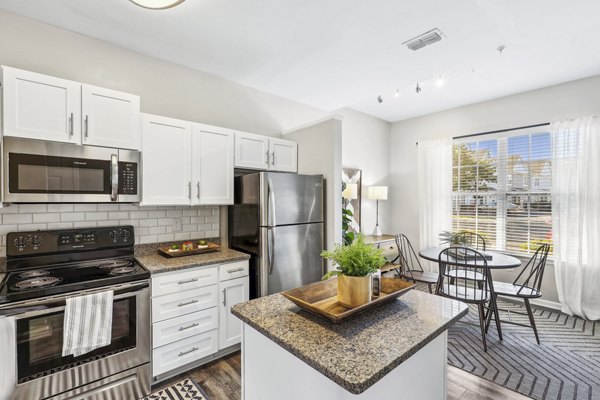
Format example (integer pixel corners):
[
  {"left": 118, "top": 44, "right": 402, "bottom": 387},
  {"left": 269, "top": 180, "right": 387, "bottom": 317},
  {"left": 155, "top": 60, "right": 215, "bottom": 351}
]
[{"left": 499, "top": 295, "right": 562, "bottom": 312}]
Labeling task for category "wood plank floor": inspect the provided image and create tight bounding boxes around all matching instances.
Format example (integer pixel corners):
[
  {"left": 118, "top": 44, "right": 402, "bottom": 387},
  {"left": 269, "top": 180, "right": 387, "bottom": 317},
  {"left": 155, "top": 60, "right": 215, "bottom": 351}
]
[{"left": 156, "top": 351, "right": 531, "bottom": 399}]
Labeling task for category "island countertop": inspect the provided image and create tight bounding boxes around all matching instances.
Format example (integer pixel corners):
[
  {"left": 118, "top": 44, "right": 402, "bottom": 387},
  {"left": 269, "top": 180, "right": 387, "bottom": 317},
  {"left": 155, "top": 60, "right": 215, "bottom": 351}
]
[
  {"left": 135, "top": 248, "right": 250, "bottom": 274},
  {"left": 231, "top": 289, "right": 468, "bottom": 395}
]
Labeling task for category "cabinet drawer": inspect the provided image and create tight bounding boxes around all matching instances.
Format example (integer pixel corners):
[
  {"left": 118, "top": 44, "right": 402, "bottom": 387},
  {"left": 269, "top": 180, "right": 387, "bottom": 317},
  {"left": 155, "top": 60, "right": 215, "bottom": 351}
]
[
  {"left": 152, "top": 266, "right": 218, "bottom": 297},
  {"left": 152, "top": 285, "right": 218, "bottom": 323},
  {"left": 219, "top": 260, "right": 249, "bottom": 281},
  {"left": 153, "top": 307, "right": 218, "bottom": 348},
  {"left": 152, "top": 329, "right": 218, "bottom": 377}
]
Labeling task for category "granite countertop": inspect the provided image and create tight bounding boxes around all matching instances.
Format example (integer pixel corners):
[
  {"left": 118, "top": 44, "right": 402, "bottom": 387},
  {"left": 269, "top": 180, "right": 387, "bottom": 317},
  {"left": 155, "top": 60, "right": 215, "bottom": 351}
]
[
  {"left": 232, "top": 290, "right": 468, "bottom": 395},
  {"left": 135, "top": 248, "right": 250, "bottom": 274}
]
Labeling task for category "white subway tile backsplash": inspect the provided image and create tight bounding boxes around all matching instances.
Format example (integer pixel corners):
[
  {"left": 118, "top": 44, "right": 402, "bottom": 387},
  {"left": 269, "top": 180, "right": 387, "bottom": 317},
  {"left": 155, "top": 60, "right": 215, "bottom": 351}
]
[{"left": 0, "top": 204, "right": 219, "bottom": 256}]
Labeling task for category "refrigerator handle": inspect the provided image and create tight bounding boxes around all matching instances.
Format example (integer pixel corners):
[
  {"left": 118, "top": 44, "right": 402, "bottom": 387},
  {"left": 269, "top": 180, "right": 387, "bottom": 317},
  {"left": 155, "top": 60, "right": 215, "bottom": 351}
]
[
  {"left": 267, "top": 227, "right": 275, "bottom": 275},
  {"left": 267, "top": 178, "right": 276, "bottom": 226}
]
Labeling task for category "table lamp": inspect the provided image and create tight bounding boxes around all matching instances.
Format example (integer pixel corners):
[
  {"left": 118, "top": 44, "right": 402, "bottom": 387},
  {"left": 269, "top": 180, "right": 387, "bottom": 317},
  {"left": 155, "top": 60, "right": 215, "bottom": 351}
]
[
  {"left": 367, "top": 186, "right": 388, "bottom": 236},
  {"left": 342, "top": 183, "right": 358, "bottom": 207}
]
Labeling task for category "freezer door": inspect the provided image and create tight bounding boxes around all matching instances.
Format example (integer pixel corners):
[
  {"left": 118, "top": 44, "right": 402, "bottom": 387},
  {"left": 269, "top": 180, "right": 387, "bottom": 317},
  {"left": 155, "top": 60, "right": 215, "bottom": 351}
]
[
  {"left": 259, "top": 223, "right": 324, "bottom": 296},
  {"left": 260, "top": 173, "right": 323, "bottom": 226}
]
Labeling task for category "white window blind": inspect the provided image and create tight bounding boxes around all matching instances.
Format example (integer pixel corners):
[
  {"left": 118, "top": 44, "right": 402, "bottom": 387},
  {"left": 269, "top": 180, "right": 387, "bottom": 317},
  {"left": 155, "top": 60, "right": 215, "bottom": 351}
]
[{"left": 452, "top": 128, "right": 552, "bottom": 257}]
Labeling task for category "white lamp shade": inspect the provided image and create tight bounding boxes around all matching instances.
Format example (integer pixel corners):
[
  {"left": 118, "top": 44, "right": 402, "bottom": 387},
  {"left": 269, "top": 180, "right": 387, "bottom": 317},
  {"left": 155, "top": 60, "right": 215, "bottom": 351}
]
[
  {"left": 367, "top": 186, "right": 388, "bottom": 201},
  {"left": 342, "top": 183, "right": 358, "bottom": 200}
]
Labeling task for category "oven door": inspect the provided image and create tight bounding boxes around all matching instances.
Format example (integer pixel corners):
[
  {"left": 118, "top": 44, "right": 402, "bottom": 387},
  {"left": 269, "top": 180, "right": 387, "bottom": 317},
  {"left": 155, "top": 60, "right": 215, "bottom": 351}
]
[
  {"left": 0, "top": 281, "right": 150, "bottom": 400},
  {"left": 3, "top": 137, "right": 118, "bottom": 203}
]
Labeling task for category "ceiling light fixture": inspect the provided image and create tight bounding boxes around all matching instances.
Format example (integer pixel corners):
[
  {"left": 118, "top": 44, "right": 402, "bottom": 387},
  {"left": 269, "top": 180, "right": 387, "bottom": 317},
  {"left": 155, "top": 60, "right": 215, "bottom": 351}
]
[
  {"left": 377, "top": 95, "right": 383, "bottom": 104},
  {"left": 415, "top": 84, "right": 422, "bottom": 94},
  {"left": 394, "top": 89, "right": 400, "bottom": 98},
  {"left": 435, "top": 76, "right": 444, "bottom": 87},
  {"left": 129, "top": 0, "right": 186, "bottom": 10},
  {"left": 497, "top": 45, "right": 506, "bottom": 54}
]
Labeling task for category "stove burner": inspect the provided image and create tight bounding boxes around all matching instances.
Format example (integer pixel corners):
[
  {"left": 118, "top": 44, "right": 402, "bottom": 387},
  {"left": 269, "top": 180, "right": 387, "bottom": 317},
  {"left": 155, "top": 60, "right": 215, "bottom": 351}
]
[
  {"left": 19, "top": 270, "right": 50, "bottom": 279},
  {"left": 12, "top": 277, "right": 62, "bottom": 290},
  {"left": 109, "top": 267, "right": 136, "bottom": 276},
  {"left": 98, "top": 261, "right": 133, "bottom": 270}
]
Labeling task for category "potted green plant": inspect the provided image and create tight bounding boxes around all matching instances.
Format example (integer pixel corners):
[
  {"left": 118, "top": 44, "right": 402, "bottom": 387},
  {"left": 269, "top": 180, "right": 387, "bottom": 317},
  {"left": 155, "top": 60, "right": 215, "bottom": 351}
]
[
  {"left": 438, "top": 231, "right": 466, "bottom": 247},
  {"left": 321, "top": 235, "right": 386, "bottom": 308}
]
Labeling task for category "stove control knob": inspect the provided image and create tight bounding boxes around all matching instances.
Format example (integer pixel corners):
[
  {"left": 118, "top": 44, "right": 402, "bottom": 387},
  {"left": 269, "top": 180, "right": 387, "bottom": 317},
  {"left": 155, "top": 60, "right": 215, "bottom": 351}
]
[
  {"left": 14, "top": 236, "right": 28, "bottom": 249},
  {"left": 31, "top": 236, "right": 43, "bottom": 247},
  {"left": 109, "top": 230, "right": 118, "bottom": 240},
  {"left": 120, "top": 230, "right": 130, "bottom": 241}
]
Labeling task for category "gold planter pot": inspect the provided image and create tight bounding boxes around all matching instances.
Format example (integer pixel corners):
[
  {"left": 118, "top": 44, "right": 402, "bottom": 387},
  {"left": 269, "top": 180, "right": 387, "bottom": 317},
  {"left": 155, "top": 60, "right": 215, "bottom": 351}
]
[{"left": 337, "top": 274, "right": 372, "bottom": 308}]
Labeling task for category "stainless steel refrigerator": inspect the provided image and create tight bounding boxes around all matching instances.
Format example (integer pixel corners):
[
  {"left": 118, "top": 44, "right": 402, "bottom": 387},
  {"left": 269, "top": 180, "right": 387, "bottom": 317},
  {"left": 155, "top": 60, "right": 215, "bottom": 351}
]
[{"left": 228, "top": 172, "right": 324, "bottom": 299}]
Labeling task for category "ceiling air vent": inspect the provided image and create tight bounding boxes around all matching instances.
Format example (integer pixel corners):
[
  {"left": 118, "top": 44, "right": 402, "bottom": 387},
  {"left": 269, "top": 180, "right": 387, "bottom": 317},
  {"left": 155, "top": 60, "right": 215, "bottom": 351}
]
[{"left": 403, "top": 29, "right": 445, "bottom": 51}]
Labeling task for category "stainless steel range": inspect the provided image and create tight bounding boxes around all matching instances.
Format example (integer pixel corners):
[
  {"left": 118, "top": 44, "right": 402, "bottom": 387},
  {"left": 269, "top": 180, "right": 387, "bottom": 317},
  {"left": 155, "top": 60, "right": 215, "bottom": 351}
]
[{"left": 0, "top": 226, "right": 151, "bottom": 400}]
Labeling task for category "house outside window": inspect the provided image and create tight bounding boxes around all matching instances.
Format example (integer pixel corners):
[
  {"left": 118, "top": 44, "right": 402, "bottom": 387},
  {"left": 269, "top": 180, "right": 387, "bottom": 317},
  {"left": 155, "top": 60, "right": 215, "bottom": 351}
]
[{"left": 452, "top": 129, "right": 552, "bottom": 256}]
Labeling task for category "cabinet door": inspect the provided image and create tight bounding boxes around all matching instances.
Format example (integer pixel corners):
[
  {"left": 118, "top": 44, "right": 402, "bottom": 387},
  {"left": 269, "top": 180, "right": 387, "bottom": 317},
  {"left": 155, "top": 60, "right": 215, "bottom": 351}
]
[
  {"left": 1, "top": 66, "right": 81, "bottom": 144},
  {"left": 219, "top": 276, "right": 249, "bottom": 350},
  {"left": 192, "top": 124, "right": 234, "bottom": 205},
  {"left": 234, "top": 131, "right": 269, "bottom": 170},
  {"left": 141, "top": 114, "right": 192, "bottom": 205},
  {"left": 269, "top": 138, "right": 297, "bottom": 172},
  {"left": 81, "top": 84, "right": 140, "bottom": 150}
]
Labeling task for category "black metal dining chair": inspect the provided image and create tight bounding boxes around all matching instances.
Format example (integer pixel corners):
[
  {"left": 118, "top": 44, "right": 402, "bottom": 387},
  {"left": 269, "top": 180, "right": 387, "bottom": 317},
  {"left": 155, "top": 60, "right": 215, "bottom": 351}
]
[
  {"left": 395, "top": 234, "right": 438, "bottom": 293},
  {"left": 436, "top": 247, "right": 501, "bottom": 351},
  {"left": 447, "top": 231, "right": 487, "bottom": 283},
  {"left": 486, "top": 243, "right": 551, "bottom": 344}
]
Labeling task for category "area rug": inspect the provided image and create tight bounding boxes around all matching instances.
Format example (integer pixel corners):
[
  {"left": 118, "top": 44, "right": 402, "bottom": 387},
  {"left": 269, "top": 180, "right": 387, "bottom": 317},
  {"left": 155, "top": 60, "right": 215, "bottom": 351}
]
[
  {"left": 444, "top": 296, "right": 600, "bottom": 400},
  {"left": 142, "top": 378, "right": 209, "bottom": 400}
]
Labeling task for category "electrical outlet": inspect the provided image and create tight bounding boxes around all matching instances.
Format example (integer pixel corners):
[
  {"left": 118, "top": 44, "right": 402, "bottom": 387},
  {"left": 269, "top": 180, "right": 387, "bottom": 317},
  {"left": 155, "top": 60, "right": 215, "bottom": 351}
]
[{"left": 173, "top": 219, "right": 182, "bottom": 232}]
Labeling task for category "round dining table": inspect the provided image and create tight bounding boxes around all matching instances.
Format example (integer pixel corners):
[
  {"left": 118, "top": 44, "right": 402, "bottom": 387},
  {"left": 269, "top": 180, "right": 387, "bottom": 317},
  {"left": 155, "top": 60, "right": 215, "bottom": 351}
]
[{"left": 418, "top": 246, "right": 522, "bottom": 269}]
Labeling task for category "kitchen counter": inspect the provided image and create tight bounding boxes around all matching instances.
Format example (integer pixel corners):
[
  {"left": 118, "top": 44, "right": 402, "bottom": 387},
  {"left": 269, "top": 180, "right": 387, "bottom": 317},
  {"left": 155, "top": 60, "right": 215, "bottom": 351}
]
[
  {"left": 232, "top": 289, "right": 468, "bottom": 399},
  {"left": 135, "top": 248, "right": 250, "bottom": 274}
]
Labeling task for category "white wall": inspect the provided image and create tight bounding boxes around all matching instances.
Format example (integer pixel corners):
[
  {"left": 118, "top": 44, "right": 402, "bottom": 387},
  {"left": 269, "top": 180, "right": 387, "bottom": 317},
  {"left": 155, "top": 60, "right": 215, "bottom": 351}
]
[
  {"left": 0, "top": 10, "right": 327, "bottom": 136},
  {"left": 389, "top": 74, "right": 600, "bottom": 305},
  {"left": 285, "top": 118, "right": 343, "bottom": 270},
  {"left": 338, "top": 108, "right": 391, "bottom": 236}
]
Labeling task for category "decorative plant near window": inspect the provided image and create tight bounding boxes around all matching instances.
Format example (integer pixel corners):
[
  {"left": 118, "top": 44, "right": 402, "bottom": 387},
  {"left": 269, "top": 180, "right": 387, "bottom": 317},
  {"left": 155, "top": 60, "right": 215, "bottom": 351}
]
[
  {"left": 342, "top": 182, "right": 355, "bottom": 246},
  {"left": 438, "top": 231, "right": 467, "bottom": 246}
]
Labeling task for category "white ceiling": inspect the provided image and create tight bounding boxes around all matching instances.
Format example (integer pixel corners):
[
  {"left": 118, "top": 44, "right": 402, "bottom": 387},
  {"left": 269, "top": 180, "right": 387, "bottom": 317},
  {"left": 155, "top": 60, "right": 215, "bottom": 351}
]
[{"left": 2, "top": 0, "right": 600, "bottom": 122}]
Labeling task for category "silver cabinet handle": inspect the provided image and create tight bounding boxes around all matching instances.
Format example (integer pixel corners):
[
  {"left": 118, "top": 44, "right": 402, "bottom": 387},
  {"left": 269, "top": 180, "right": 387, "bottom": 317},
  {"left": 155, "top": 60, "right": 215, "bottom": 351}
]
[
  {"left": 271, "top": 151, "right": 275, "bottom": 166},
  {"left": 188, "top": 181, "right": 192, "bottom": 199},
  {"left": 69, "top": 113, "right": 74, "bottom": 136},
  {"left": 178, "top": 278, "right": 198, "bottom": 285},
  {"left": 179, "top": 323, "right": 199, "bottom": 332},
  {"left": 265, "top": 151, "right": 269, "bottom": 165},
  {"left": 110, "top": 154, "right": 118, "bottom": 202},
  {"left": 178, "top": 347, "right": 199, "bottom": 357},
  {"left": 223, "top": 289, "right": 227, "bottom": 307},
  {"left": 84, "top": 115, "right": 89, "bottom": 138},
  {"left": 227, "top": 267, "right": 245, "bottom": 274},
  {"left": 196, "top": 182, "right": 200, "bottom": 199},
  {"left": 178, "top": 299, "right": 199, "bottom": 307}
]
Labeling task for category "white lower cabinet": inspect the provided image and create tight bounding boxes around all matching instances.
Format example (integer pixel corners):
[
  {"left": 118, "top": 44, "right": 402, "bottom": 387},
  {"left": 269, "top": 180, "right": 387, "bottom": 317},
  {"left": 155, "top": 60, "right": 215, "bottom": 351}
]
[{"left": 151, "top": 260, "right": 249, "bottom": 379}]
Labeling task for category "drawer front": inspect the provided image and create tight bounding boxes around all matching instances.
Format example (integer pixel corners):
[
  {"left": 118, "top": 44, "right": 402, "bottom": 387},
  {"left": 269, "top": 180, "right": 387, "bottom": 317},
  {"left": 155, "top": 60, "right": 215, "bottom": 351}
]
[
  {"left": 153, "top": 307, "right": 218, "bottom": 348},
  {"left": 152, "top": 266, "right": 218, "bottom": 297},
  {"left": 152, "top": 285, "right": 218, "bottom": 323},
  {"left": 376, "top": 241, "right": 397, "bottom": 256},
  {"left": 152, "top": 329, "right": 218, "bottom": 377},
  {"left": 219, "top": 260, "right": 249, "bottom": 281}
]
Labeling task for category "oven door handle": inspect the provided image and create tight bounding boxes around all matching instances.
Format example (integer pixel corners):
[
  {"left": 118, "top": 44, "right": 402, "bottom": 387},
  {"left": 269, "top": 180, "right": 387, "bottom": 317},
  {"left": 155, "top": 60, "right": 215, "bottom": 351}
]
[
  {"left": 0, "top": 281, "right": 148, "bottom": 318},
  {"left": 110, "top": 154, "right": 119, "bottom": 202}
]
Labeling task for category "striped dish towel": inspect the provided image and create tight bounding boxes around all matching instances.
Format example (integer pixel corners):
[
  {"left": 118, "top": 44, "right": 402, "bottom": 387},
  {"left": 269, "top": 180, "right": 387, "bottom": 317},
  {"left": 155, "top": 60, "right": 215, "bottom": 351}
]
[{"left": 62, "top": 290, "right": 114, "bottom": 357}]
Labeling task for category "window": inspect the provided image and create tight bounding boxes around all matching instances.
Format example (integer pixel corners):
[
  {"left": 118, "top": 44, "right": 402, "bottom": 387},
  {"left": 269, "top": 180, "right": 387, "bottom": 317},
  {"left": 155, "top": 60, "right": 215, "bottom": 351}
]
[{"left": 452, "top": 129, "right": 552, "bottom": 256}]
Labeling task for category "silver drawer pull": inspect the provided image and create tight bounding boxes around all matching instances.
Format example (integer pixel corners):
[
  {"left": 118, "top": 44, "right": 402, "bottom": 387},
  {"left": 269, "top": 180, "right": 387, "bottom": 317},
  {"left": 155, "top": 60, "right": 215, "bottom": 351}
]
[
  {"left": 179, "top": 323, "right": 199, "bottom": 332},
  {"left": 227, "top": 267, "right": 245, "bottom": 273},
  {"left": 178, "top": 278, "right": 199, "bottom": 285},
  {"left": 178, "top": 347, "right": 199, "bottom": 357},
  {"left": 177, "top": 300, "right": 199, "bottom": 307}
]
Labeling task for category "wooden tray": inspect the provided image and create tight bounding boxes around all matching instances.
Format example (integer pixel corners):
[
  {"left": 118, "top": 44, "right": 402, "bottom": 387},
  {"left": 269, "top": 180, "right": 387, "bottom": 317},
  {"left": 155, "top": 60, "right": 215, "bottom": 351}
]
[
  {"left": 281, "top": 277, "right": 415, "bottom": 323},
  {"left": 158, "top": 242, "right": 220, "bottom": 258}
]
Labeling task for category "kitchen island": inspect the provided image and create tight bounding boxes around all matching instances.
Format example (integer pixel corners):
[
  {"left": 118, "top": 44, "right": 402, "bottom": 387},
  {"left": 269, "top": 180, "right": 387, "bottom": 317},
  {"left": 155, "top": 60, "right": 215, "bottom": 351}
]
[{"left": 231, "top": 289, "right": 468, "bottom": 399}]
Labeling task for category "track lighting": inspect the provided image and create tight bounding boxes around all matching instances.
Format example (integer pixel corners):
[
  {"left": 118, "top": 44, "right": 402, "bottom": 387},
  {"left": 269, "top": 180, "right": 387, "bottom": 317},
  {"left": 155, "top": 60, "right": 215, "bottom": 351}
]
[
  {"left": 435, "top": 76, "right": 444, "bottom": 87},
  {"left": 394, "top": 89, "right": 400, "bottom": 98},
  {"left": 377, "top": 95, "right": 383, "bottom": 104},
  {"left": 415, "top": 83, "right": 422, "bottom": 94}
]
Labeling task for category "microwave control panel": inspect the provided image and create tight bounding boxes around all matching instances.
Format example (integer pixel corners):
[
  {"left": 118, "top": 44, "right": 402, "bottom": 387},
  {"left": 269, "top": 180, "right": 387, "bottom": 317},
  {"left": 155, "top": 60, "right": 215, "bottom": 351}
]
[{"left": 118, "top": 161, "right": 138, "bottom": 195}]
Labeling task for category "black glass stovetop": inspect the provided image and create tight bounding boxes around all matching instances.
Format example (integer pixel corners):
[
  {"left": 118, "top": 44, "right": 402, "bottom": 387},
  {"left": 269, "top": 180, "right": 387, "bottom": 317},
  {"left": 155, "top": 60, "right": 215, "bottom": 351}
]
[{"left": 0, "top": 257, "right": 149, "bottom": 305}]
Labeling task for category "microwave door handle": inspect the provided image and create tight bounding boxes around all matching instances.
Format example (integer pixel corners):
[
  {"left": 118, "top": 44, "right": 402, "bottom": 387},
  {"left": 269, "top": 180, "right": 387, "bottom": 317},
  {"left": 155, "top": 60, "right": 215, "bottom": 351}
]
[{"left": 111, "top": 154, "right": 118, "bottom": 202}]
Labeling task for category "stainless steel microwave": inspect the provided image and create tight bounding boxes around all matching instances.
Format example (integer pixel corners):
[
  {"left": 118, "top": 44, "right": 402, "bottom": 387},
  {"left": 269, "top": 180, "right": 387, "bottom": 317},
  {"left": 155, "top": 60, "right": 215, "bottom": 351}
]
[{"left": 3, "top": 137, "right": 140, "bottom": 203}]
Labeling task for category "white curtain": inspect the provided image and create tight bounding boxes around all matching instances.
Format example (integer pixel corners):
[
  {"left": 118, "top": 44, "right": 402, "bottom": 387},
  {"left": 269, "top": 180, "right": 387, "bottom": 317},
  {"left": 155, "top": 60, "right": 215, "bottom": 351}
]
[
  {"left": 551, "top": 116, "right": 600, "bottom": 320},
  {"left": 418, "top": 138, "right": 453, "bottom": 271}
]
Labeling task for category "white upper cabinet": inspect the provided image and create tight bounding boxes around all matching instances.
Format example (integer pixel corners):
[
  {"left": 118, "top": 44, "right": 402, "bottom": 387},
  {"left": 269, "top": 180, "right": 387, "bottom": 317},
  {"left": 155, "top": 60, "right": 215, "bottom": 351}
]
[
  {"left": 269, "top": 137, "right": 298, "bottom": 172},
  {"left": 192, "top": 124, "right": 234, "bottom": 205},
  {"left": 1, "top": 66, "right": 140, "bottom": 149},
  {"left": 1, "top": 66, "right": 81, "bottom": 144},
  {"left": 234, "top": 131, "right": 270, "bottom": 170},
  {"left": 141, "top": 114, "right": 192, "bottom": 206},
  {"left": 81, "top": 84, "right": 140, "bottom": 150}
]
